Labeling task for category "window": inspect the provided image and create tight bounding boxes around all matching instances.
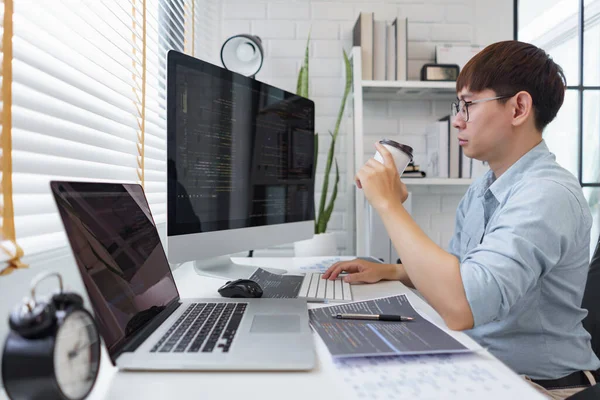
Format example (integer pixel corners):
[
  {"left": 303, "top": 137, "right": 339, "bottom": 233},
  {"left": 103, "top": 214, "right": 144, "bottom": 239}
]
[
  {"left": 517, "top": 0, "right": 600, "bottom": 256},
  {"left": 0, "top": 0, "right": 219, "bottom": 275}
]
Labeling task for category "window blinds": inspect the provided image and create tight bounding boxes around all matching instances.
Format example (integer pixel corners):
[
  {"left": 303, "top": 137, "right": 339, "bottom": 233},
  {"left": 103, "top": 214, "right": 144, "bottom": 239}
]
[{"left": 0, "top": 0, "right": 214, "bottom": 275}]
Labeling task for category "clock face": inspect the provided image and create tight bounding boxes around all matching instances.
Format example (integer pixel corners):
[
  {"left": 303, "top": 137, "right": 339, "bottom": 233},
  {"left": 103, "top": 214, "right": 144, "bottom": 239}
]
[{"left": 53, "top": 309, "right": 101, "bottom": 400}]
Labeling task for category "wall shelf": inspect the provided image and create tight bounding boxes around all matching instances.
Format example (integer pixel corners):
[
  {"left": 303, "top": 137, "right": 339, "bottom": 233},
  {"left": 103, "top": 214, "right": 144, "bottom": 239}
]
[
  {"left": 351, "top": 47, "right": 470, "bottom": 257},
  {"left": 362, "top": 80, "right": 457, "bottom": 100}
]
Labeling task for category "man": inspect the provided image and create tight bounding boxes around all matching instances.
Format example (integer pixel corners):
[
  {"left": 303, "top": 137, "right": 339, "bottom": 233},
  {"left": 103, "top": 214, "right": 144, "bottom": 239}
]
[{"left": 323, "top": 40, "right": 599, "bottom": 399}]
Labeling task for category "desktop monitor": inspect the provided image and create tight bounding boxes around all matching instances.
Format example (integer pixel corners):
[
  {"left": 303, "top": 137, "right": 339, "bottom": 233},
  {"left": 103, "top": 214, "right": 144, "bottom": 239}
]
[{"left": 166, "top": 50, "right": 315, "bottom": 279}]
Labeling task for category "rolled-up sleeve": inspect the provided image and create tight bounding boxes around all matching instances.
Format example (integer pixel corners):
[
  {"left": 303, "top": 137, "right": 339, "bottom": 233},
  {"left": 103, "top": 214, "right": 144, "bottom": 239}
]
[{"left": 460, "top": 180, "right": 581, "bottom": 327}]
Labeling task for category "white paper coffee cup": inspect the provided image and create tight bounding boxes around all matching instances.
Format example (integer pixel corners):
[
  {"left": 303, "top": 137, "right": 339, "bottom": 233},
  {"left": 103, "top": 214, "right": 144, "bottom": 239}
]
[{"left": 374, "top": 139, "right": 413, "bottom": 177}]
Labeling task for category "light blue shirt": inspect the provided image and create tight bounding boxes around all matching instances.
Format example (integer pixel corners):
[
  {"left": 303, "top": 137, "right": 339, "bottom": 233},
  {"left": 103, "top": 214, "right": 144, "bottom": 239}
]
[{"left": 448, "top": 140, "right": 600, "bottom": 379}]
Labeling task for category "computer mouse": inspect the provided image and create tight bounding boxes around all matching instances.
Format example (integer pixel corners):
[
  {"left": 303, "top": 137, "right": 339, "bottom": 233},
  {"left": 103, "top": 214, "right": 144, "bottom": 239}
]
[{"left": 218, "top": 279, "right": 263, "bottom": 298}]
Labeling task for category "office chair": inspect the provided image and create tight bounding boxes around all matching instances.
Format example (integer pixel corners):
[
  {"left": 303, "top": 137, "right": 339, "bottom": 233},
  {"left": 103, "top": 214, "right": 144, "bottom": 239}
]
[{"left": 569, "top": 233, "right": 600, "bottom": 399}]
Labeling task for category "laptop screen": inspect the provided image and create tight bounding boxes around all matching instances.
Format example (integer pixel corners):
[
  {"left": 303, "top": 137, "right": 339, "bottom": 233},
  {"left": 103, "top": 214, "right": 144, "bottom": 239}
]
[{"left": 51, "top": 181, "right": 180, "bottom": 356}]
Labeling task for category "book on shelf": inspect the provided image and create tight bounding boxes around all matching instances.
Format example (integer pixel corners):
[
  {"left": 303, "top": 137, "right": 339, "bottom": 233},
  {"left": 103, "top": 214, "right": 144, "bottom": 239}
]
[
  {"left": 353, "top": 12, "right": 408, "bottom": 82},
  {"left": 426, "top": 116, "right": 473, "bottom": 179},
  {"left": 391, "top": 17, "right": 408, "bottom": 81},
  {"left": 402, "top": 161, "right": 425, "bottom": 178},
  {"left": 385, "top": 23, "right": 395, "bottom": 80},
  {"left": 471, "top": 160, "right": 490, "bottom": 180},
  {"left": 373, "top": 20, "right": 387, "bottom": 81},
  {"left": 402, "top": 170, "right": 427, "bottom": 178},
  {"left": 353, "top": 12, "right": 374, "bottom": 80},
  {"left": 459, "top": 147, "right": 472, "bottom": 179},
  {"left": 447, "top": 117, "right": 460, "bottom": 178},
  {"left": 425, "top": 119, "right": 449, "bottom": 178}
]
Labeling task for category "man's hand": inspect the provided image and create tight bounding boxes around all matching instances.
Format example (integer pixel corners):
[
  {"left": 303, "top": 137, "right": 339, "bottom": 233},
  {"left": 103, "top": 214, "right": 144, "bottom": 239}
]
[
  {"left": 355, "top": 142, "right": 409, "bottom": 210},
  {"left": 322, "top": 259, "right": 401, "bottom": 284}
]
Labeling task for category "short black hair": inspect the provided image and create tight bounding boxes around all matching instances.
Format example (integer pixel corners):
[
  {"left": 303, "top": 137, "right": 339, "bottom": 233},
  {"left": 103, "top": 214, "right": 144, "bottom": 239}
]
[{"left": 456, "top": 40, "right": 566, "bottom": 132}]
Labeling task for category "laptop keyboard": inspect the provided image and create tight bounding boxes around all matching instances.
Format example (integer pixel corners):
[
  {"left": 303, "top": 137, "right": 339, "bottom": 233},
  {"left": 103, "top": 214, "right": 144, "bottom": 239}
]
[
  {"left": 298, "top": 273, "right": 352, "bottom": 302},
  {"left": 150, "top": 302, "right": 247, "bottom": 353}
]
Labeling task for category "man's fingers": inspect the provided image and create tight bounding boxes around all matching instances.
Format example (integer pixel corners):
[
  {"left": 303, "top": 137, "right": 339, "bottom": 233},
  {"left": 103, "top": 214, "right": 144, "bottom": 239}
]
[
  {"left": 343, "top": 271, "right": 369, "bottom": 283},
  {"left": 366, "top": 158, "right": 384, "bottom": 170},
  {"left": 355, "top": 170, "right": 366, "bottom": 189},
  {"left": 375, "top": 142, "right": 396, "bottom": 168},
  {"left": 324, "top": 265, "right": 345, "bottom": 280},
  {"left": 323, "top": 262, "right": 360, "bottom": 280},
  {"left": 322, "top": 262, "right": 348, "bottom": 279},
  {"left": 322, "top": 264, "right": 338, "bottom": 279}
]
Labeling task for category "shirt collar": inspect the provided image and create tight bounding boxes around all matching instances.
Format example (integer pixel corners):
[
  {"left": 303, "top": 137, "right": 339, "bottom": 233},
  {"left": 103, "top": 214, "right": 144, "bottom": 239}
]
[{"left": 474, "top": 140, "right": 550, "bottom": 202}]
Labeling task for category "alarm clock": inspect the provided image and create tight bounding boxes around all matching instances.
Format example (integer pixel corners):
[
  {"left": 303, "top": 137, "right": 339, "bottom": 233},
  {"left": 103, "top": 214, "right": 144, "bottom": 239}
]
[
  {"left": 1, "top": 272, "right": 101, "bottom": 400},
  {"left": 420, "top": 63, "right": 460, "bottom": 81}
]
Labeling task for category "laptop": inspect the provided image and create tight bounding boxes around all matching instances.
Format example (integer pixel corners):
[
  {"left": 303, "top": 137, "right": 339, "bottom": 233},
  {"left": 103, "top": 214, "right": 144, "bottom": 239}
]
[{"left": 51, "top": 181, "right": 315, "bottom": 371}]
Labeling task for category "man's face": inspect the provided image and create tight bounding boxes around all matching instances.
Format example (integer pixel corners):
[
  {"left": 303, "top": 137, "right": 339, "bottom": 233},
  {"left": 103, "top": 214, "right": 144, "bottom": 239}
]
[{"left": 452, "top": 88, "right": 513, "bottom": 162}]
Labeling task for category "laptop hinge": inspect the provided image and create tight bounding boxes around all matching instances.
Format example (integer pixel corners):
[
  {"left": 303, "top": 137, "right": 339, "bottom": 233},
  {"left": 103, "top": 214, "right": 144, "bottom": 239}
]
[{"left": 112, "top": 300, "right": 182, "bottom": 361}]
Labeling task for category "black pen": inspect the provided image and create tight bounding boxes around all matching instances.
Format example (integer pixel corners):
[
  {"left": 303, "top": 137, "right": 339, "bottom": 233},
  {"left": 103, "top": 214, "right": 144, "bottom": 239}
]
[{"left": 333, "top": 313, "right": 414, "bottom": 322}]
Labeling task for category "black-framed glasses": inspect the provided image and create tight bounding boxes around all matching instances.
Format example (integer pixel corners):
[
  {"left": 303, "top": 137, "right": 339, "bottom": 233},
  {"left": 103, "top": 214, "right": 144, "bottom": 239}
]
[{"left": 451, "top": 95, "right": 514, "bottom": 122}]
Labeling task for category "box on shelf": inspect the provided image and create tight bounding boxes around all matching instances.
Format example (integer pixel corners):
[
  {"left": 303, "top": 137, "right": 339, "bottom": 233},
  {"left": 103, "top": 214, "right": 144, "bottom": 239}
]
[{"left": 435, "top": 44, "right": 485, "bottom": 72}]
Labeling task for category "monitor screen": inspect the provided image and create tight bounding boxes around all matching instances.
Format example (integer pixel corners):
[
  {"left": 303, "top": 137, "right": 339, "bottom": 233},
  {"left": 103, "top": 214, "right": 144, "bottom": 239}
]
[
  {"left": 51, "top": 182, "right": 179, "bottom": 356},
  {"left": 167, "top": 52, "right": 315, "bottom": 237}
]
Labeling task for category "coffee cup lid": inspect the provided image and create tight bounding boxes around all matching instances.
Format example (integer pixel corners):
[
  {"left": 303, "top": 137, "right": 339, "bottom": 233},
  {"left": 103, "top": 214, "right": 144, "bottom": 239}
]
[{"left": 379, "top": 139, "right": 414, "bottom": 160}]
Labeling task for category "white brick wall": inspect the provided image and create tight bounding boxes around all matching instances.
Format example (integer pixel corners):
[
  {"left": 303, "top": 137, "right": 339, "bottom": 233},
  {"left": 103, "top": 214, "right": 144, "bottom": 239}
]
[
  {"left": 296, "top": 21, "right": 339, "bottom": 39},
  {"left": 409, "top": 186, "right": 468, "bottom": 249},
  {"left": 268, "top": 3, "right": 311, "bottom": 20},
  {"left": 195, "top": 0, "right": 221, "bottom": 65},
  {"left": 222, "top": 3, "right": 267, "bottom": 20},
  {"left": 311, "top": 3, "right": 356, "bottom": 20},
  {"left": 401, "top": 4, "right": 445, "bottom": 22},
  {"left": 251, "top": 20, "right": 296, "bottom": 39},
  {"left": 219, "top": 0, "right": 512, "bottom": 257}
]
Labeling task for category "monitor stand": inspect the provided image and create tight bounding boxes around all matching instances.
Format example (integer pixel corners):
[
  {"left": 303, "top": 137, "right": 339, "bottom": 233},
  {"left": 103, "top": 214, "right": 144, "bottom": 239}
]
[{"left": 193, "top": 255, "right": 287, "bottom": 280}]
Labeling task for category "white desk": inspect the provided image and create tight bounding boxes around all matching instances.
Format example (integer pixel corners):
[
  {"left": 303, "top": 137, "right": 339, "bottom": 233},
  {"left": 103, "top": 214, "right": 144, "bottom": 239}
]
[{"left": 2, "top": 257, "right": 543, "bottom": 400}]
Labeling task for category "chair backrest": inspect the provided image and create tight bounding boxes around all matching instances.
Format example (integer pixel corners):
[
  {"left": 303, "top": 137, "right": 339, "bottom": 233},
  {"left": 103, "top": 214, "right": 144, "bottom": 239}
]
[{"left": 582, "top": 233, "right": 600, "bottom": 360}]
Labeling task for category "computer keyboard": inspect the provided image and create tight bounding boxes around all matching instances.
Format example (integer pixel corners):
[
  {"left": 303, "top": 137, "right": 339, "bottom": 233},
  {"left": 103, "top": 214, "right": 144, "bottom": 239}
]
[
  {"left": 150, "top": 302, "right": 246, "bottom": 353},
  {"left": 297, "top": 273, "right": 353, "bottom": 302}
]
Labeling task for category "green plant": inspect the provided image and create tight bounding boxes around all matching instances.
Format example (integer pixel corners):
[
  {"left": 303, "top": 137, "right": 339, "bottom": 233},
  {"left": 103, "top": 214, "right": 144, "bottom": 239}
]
[{"left": 296, "top": 34, "right": 353, "bottom": 234}]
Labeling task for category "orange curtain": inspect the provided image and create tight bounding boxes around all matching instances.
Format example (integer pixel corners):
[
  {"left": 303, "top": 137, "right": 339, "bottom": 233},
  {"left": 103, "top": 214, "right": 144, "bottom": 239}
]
[
  {"left": 133, "top": 0, "right": 147, "bottom": 188},
  {"left": 192, "top": 0, "right": 195, "bottom": 56},
  {"left": 0, "top": 0, "right": 26, "bottom": 276},
  {"left": 184, "top": 0, "right": 195, "bottom": 56}
]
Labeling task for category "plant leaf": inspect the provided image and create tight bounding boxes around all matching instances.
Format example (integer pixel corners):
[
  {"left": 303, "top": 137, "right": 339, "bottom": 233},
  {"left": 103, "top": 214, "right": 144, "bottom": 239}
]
[
  {"left": 296, "top": 32, "right": 311, "bottom": 98},
  {"left": 318, "top": 160, "right": 339, "bottom": 234},
  {"left": 330, "top": 49, "right": 352, "bottom": 144},
  {"left": 314, "top": 133, "right": 319, "bottom": 176},
  {"left": 301, "top": 32, "right": 310, "bottom": 97},
  {"left": 296, "top": 66, "right": 305, "bottom": 96},
  {"left": 313, "top": 133, "right": 319, "bottom": 233},
  {"left": 317, "top": 129, "right": 336, "bottom": 230},
  {"left": 315, "top": 49, "right": 352, "bottom": 234},
  {"left": 300, "top": 65, "right": 309, "bottom": 99}
]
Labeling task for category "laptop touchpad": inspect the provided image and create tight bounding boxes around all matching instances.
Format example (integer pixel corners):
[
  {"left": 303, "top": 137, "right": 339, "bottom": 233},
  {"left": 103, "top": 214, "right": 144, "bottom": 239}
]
[{"left": 250, "top": 315, "right": 301, "bottom": 333}]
